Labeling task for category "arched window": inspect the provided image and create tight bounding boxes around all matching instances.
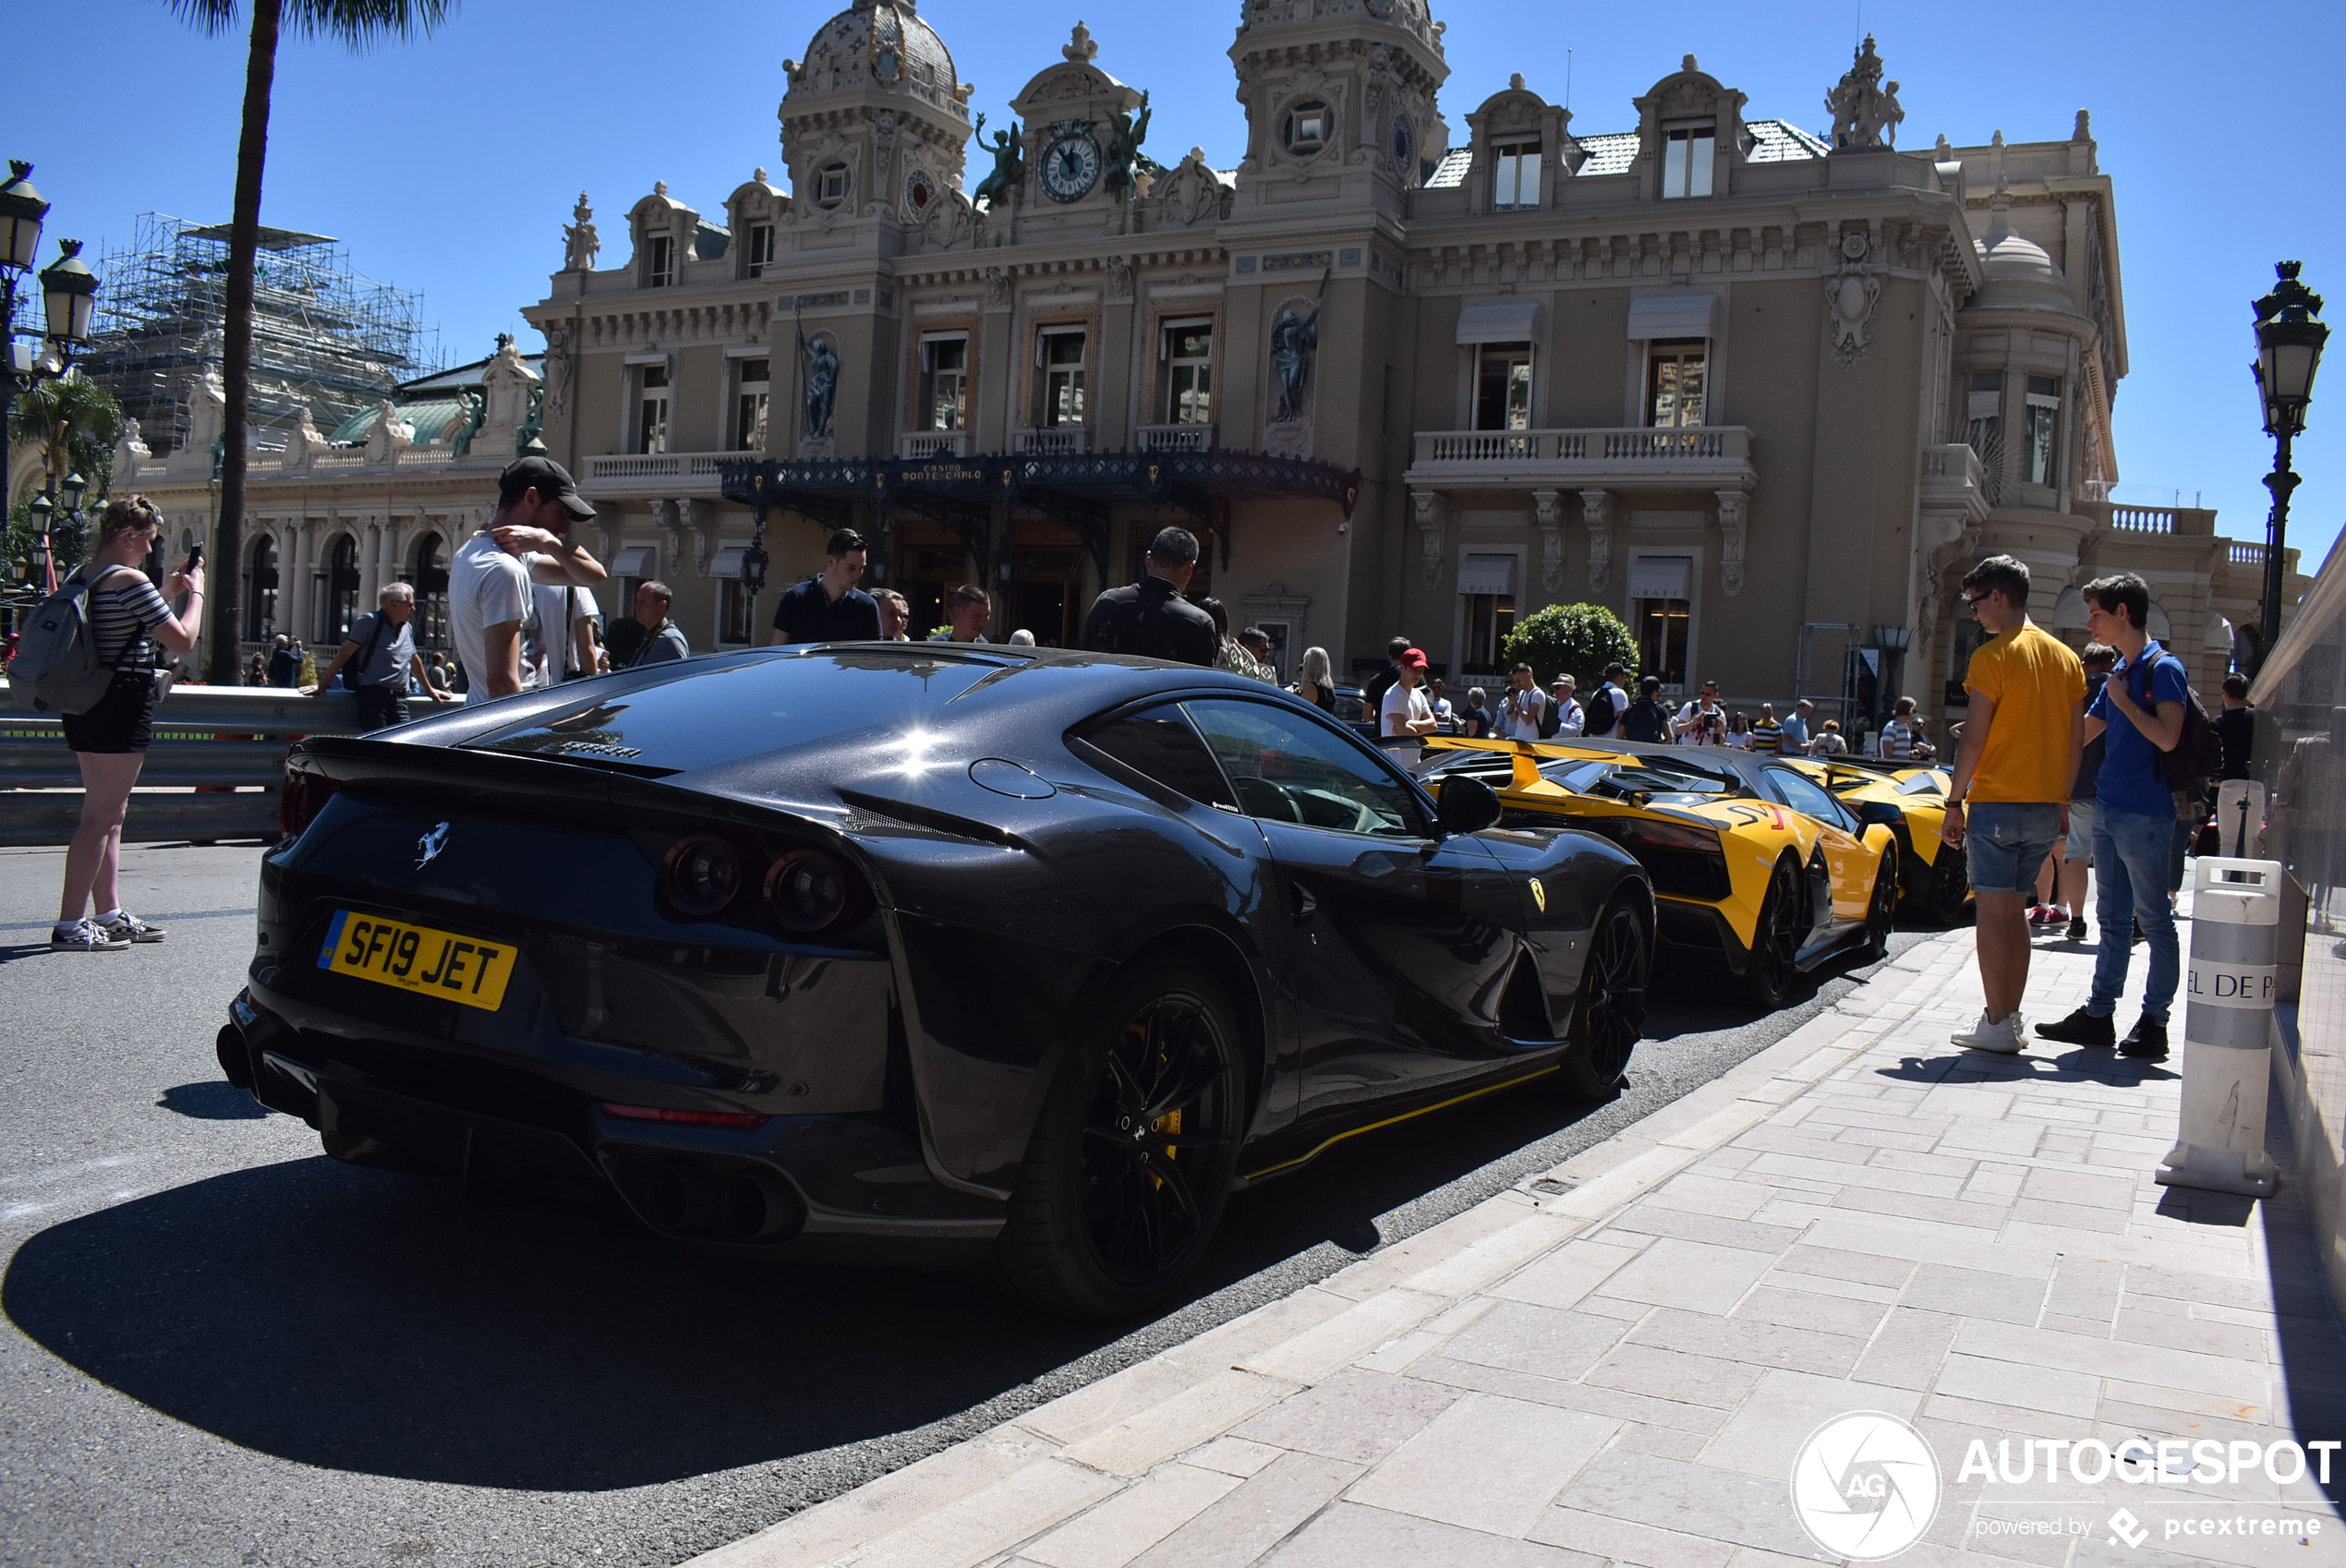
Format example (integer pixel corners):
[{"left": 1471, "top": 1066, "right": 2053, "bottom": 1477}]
[
  {"left": 411, "top": 532, "right": 449, "bottom": 649},
  {"left": 245, "top": 536, "right": 279, "bottom": 643},
  {"left": 326, "top": 534, "right": 360, "bottom": 645}
]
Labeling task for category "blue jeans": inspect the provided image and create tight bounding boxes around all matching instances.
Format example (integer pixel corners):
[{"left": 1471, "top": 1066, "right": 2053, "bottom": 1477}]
[
  {"left": 2090, "top": 804, "right": 2181, "bottom": 1022},
  {"left": 1965, "top": 802, "right": 2064, "bottom": 896}
]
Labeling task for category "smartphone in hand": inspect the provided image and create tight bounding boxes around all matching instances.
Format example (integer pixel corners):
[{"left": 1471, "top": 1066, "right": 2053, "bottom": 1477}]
[{"left": 186, "top": 541, "right": 204, "bottom": 572}]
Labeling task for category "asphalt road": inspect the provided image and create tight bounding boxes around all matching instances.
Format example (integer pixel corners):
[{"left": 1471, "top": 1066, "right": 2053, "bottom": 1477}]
[{"left": 0, "top": 839, "right": 1932, "bottom": 1568}]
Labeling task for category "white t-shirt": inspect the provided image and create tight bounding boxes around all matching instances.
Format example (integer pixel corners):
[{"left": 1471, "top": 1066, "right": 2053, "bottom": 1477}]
[
  {"left": 1675, "top": 699, "right": 1720, "bottom": 745},
  {"left": 1381, "top": 681, "right": 1433, "bottom": 766},
  {"left": 1553, "top": 697, "right": 1585, "bottom": 737},
  {"left": 530, "top": 581, "right": 603, "bottom": 683},
  {"left": 450, "top": 532, "right": 538, "bottom": 705},
  {"left": 1499, "top": 685, "right": 1543, "bottom": 742}
]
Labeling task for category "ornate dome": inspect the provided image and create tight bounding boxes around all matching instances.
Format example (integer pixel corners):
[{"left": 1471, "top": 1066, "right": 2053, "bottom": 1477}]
[
  {"left": 1236, "top": 0, "right": 1443, "bottom": 54},
  {"left": 785, "top": 0, "right": 963, "bottom": 115},
  {"left": 1969, "top": 205, "right": 2074, "bottom": 311}
]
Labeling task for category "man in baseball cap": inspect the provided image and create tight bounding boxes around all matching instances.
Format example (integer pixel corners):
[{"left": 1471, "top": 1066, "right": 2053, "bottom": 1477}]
[
  {"left": 446, "top": 456, "right": 608, "bottom": 702},
  {"left": 496, "top": 454, "right": 597, "bottom": 522},
  {"left": 1380, "top": 645, "right": 1440, "bottom": 766}
]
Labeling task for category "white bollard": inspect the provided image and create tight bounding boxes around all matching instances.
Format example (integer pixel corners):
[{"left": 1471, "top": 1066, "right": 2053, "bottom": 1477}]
[
  {"left": 2157, "top": 856, "right": 2283, "bottom": 1197},
  {"left": 2214, "top": 779, "right": 2266, "bottom": 860}
]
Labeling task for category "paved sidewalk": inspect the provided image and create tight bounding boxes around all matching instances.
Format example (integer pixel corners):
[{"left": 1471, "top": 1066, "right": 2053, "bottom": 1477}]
[{"left": 692, "top": 919, "right": 2346, "bottom": 1568}]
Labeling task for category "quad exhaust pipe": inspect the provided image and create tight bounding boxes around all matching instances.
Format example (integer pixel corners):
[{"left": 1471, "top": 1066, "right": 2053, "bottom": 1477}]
[{"left": 634, "top": 1158, "right": 806, "bottom": 1243}]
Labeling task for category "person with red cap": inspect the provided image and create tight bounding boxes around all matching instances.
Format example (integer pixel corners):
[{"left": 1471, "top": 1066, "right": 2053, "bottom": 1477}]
[{"left": 1379, "top": 646, "right": 1439, "bottom": 766}]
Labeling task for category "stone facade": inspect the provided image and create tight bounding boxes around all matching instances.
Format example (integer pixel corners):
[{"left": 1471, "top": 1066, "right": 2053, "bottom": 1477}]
[{"left": 116, "top": 0, "right": 2301, "bottom": 723}]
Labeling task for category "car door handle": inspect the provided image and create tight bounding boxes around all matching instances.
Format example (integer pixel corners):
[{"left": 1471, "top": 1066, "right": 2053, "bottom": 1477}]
[{"left": 1288, "top": 882, "right": 1318, "bottom": 921}]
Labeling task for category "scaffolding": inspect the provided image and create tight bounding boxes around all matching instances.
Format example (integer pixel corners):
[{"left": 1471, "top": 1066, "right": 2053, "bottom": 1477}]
[{"left": 82, "top": 212, "right": 443, "bottom": 457}]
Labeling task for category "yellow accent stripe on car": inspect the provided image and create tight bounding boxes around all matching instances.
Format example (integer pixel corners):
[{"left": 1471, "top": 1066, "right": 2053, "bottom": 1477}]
[{"left": 1238, "top": 1065, "right": 1561, "bottom": 1182}]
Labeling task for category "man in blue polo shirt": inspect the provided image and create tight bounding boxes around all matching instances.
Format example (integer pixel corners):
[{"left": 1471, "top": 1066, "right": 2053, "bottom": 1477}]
[
  {"left": 771, "top": 527, "right": 883, "bottom": 645},
  {"left": 2036, "top": 573, "right": 2188, "bottom": 1059}
]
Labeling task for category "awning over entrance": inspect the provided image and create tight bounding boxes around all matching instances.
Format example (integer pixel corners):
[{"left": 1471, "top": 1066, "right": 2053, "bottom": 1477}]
[{"left": 719, "top": 447, "right": 1361, "bottom": 590}]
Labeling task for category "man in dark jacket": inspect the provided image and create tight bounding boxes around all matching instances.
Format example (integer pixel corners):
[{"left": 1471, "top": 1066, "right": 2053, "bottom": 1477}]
[
  {"left": 1620, "top": 676, "right": 1673, "bottom": 743},
  {"left": 1082, "top": 525, "right": 1217, "bottom": 666},
  {"left": 771, "top": 528, "right": 882, "bottom": 645}
]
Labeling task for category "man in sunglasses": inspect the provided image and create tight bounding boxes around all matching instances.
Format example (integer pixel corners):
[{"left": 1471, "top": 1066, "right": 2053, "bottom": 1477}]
[{"left": 1939, "top": 554, "right": 2086, "bottom": 1055}]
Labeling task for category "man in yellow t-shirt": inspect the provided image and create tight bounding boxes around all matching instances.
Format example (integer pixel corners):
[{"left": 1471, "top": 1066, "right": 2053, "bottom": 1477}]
[{"left": 1938, "top": 554, "right": 2086, "bottom": 1055}]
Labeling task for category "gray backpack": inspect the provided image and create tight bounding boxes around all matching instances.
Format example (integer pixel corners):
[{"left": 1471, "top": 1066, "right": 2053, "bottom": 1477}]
[{"left": 11, "top": 566, "right": 134, "bottom": 715}]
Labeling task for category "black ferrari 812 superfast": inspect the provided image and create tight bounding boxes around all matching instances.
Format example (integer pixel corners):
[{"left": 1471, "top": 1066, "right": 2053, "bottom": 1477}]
[{"left": 223, "top": 645, "right": 1652, "bottom": 1316}]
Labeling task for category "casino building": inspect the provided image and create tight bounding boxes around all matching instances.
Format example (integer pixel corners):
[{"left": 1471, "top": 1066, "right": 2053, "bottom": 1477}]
[{"left": 122, "top": 0, "right": 2297, "bottom": 722}]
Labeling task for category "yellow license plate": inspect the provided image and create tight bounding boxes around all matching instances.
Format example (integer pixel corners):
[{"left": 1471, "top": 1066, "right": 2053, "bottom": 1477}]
[{"left": 318, "top": 909, "right": 517, "bottom": 1012}]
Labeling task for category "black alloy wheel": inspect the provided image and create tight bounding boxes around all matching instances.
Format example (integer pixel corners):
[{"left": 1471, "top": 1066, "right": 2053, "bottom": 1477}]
[
  {"left": 1927, "top": 846, "right": 1972, "bottom": 927},
  {"left": 1549, "top": 895, "right": 1651, "bottom": 1103},
  {"left": 990, "top": 958, "right": 1243, "bottom": 1318},
  {"left": 1858, "top": 846, "right": 1899, "bottom": 963},
  {"left": 1736, "top": 855, "right": 1805, "bottom": 1008}
]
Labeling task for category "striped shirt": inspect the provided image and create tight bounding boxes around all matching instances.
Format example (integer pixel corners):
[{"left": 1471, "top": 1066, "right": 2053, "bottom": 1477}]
[{"left": 78, "top": 566, "right": 174, "bottom": 669}]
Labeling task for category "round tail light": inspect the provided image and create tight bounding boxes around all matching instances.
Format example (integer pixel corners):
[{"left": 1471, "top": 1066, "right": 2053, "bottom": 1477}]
[
  {"left": 765, "top": 849, "right": 854, "bottom": 934},
  {"left": 663, "top": 834, "right": 743, "bottom": 918}
]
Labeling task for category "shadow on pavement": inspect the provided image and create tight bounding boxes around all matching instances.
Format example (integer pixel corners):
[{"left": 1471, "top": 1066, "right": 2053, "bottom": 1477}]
[
  {"left": 0, "top": 983, "right": 1802, "bottom": 1494},
  {"left": 156, "top": 1082, "right": 271, "bottom": 1120}
]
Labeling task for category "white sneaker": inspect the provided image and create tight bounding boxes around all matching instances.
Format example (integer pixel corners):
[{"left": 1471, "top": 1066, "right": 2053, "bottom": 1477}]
[
  {"left": 51, "top": 919, "right": 131, "bottom": 952},
  {"left": 1951, "top": 1010, "right": 2025, "bottom": 1054}
]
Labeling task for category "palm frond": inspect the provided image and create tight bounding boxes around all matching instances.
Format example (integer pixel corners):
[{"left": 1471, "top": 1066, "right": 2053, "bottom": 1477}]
[
  {"left": 284, "top": 0, "right": 456, "bottom": 48},
  {"left": 162, "top": 0, "right": 245, "bottom": 35}
]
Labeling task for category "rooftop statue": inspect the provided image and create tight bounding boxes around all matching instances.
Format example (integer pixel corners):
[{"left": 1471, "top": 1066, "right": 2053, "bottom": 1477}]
[
  {"left": 972, "top": 112, "right": 1025, "bottom": 209},
  {"left": 1825, "top": 35, "right": 1904, "bottom": 151},
  {"left": 563, "top": 192, "right": 600, "bottom": 272},
  {"left": 1106, "top": 88, "right": 1153, "bottom": 202}
]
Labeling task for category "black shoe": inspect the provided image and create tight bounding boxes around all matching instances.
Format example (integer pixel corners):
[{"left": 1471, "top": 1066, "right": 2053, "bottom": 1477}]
[
  {"left": 2065, "top": 915, "right": 2087, "bottom": 943},
  {"left": 2119, "top": 1016, "right": 2170, "bottom": 1059},
  {"left": 2037, "top": 1007, "right": 2117, "bottom": 1048}
]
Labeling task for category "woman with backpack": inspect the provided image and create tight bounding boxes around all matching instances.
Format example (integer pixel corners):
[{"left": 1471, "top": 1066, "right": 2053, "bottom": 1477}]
[{"left": 46, "top": 497, "right": 206, "bottom": 951}]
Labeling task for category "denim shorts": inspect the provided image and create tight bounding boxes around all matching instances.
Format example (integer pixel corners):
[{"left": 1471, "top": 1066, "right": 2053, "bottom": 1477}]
[
  {"left": 1965, "top": 802, "right": 2064, "bottom": 896},
  {"left": 2062, "top": 800, "right": 2095, "bottom": 866}
]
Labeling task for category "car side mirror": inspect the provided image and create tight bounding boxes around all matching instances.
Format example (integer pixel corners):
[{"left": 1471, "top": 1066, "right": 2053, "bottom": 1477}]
[{"left": 1435, "top": 773, "right": 1503, "bottom": 837}]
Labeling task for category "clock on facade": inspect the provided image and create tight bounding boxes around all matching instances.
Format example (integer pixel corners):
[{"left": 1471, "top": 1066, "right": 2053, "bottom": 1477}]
[
  {"left": 905, "top": 169, "right": 936, "bottom": 214},
  {"left": 1040, "top": 124, "right": 1103, "bottom": 201}
]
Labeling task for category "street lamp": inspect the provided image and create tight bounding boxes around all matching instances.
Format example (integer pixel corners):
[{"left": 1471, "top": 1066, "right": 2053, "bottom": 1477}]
[
  {"left": 2251, "top": 260, "right": 2327, "bottom": 664},
  {"left": 1, "top": 161, "right": 100, "bottom": 595},
  {"left": 1872, "top": 623, "right": 1912, "bottom": 729},
  {"left": 40, "top": 238, "right": 97, "bottom": 346}
]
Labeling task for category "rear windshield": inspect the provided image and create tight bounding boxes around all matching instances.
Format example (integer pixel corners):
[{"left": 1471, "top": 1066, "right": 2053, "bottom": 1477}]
[{"left": 462, "top": 649, "right": 1004, "bottom": 773}]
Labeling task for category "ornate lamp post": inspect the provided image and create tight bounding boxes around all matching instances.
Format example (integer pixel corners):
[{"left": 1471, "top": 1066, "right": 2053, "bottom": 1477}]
[
  {"left": 2251, "top": 261, "right": 2327, "bottom": 665},
  {"left": 1, "top": 161, "right": 103, "bottom": 592}
]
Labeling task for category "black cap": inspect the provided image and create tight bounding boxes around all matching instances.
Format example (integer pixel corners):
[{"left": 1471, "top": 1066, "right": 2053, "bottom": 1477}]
[
  {"left": 498, "top": 454, "right": 595, "bottom": 521},
  {"left": 1605, "top": 662, "right": 1628, "bottom": 677}
]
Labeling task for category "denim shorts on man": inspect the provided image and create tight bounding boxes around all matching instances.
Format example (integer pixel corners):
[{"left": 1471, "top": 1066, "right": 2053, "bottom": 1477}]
[
  {"left": 2062, "top": 799, "right": 2096, "bottom": 867},
  {"left": 1965, "top": 802, "right": 2064, "bottom": 896}
]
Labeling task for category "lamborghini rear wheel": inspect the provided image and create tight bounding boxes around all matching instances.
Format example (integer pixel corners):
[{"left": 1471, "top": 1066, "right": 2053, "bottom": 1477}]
[
  {"left": 1859, "top": 847, "right": 1899, "bottom": 963},
  {"left": 1736, "top": 856, "right": 1804, "bottom": 1008}
]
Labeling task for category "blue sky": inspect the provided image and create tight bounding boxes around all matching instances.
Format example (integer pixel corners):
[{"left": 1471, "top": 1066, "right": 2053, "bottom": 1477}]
[{"left": 7, "top": 0, "right": 2342, "bottom": 570}]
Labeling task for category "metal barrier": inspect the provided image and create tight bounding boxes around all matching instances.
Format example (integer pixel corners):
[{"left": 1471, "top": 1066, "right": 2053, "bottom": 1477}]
[{"left": 0, "top": 681, "right": 379, "bottom": 847}]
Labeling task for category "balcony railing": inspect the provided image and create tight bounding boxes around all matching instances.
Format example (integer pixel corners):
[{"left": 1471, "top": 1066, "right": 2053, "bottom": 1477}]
[
  {"left": 583, "top": 452, "right": 732, "bottom": 488},
  {"left": 1405, "top": 425, "right": 1755, "bottom": 489},
  {"left": 2110, "top": 505, "right": 2177, "bottom": 533},
  {"left": 1138, "top": 423, "right": 1215, "bottom": 452},
  {"left": 2230, "top": 540, "right": 2268, "bottom": 565},
  {"left": 899, "top": 430, "right": 973, "bottom": 459},
  {"left": 1012, "top": 428, "right": 1089, "bottom": 455}
]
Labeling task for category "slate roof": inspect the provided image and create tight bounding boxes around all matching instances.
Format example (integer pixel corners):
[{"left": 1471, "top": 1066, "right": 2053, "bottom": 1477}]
[{"left": 1421, "top": 118, "right": 1827, "bottom": 188}]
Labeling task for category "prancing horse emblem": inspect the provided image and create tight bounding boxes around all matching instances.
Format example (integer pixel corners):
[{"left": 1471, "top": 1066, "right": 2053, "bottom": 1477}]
[{"left": 416, "top": 822, "right": 451, "bottom": 870}]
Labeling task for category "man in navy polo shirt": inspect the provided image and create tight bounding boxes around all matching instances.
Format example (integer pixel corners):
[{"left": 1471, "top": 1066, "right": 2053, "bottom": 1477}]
[
  {"left": 2036, "top": 573, "right": 2189, "bottom": 1059},
  {"left": 771, "top": 528, "right": 883, "bottom": 645}
]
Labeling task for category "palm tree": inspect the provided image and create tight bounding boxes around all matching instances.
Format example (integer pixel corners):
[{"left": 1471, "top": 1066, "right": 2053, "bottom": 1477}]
[
  {"left": 6, "top": 373, "right": 123, "bottom": 574},
  {"left": 164, "top": 0, "right": 455, "bottom": 681}
]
